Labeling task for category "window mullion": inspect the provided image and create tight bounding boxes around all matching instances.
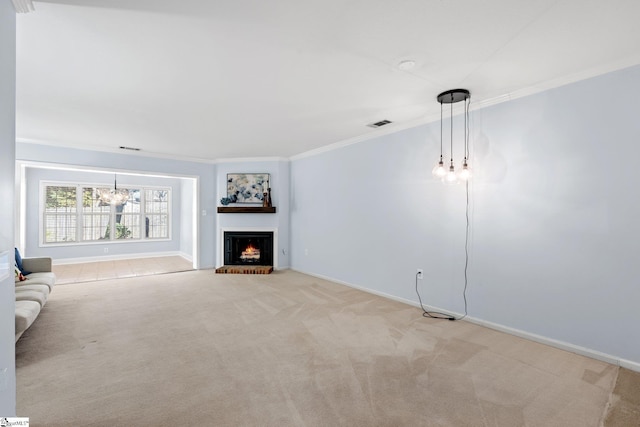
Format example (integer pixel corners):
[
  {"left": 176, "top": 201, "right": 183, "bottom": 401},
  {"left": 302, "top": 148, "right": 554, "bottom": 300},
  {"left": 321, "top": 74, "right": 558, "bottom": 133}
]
[
  {"left": 76, "top": 185, "right": 83, "bottom": 243},
  {"left": 110, "top": 203, "right": 115, "bottom": 241},
  {"left": 140, "top": 188, "right": 145, "bottom": 240}
]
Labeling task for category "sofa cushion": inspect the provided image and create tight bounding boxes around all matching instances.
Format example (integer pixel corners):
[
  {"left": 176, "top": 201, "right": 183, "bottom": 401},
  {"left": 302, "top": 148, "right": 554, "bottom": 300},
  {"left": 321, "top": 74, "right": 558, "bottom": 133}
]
[
  {"left": 15, "top": 283, "right": 51, "bottom": 296},
  {"left": 15, "top": 283, "right": 50, "bottom": 306},
  {"left": 15, "top": 300, "right": 41, "bottom": 341},
  {"left": 16, "top": 272, "right": 56, "bottom": 291},
  {"left": 16, "top": 289, "right": 47, "bottom": 308},
  {"left": 21, "top": 257, "right": 52, "bottom": 274}
]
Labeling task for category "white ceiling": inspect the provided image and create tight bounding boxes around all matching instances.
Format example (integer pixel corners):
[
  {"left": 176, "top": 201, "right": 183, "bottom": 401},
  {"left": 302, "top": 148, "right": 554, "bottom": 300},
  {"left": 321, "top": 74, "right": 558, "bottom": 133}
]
[{"left": 15, "top": 0, "right": 640, "bottom": 161}]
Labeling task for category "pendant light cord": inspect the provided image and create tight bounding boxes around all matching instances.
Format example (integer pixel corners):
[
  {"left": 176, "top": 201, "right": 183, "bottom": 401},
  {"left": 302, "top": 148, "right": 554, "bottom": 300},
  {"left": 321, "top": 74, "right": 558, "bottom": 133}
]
[
  {"left": 459, "top": 179, "right": 470, "bottom": 320},
  {"left": 458, "top": 101, "right": 471, "bottom": 320},
  {"left": 465, "top": 97, "right": 470, "bottom": 160},
  {"left": 439, "top": 102, "right": 443, "bottom": 161},
  {"left": 449, "top": 96, "right": 454, "bottom": 166},
  {"left": 415, "top": 274, "right": 455, "bottom": 321},
  {"left": 415, "top": 180, "right": 470, "bottom": 321}
]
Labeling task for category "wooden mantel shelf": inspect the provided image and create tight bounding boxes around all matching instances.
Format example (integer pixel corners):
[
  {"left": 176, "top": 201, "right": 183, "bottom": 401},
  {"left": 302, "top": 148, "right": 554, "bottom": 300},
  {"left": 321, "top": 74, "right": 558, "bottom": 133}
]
[{"left": 217, "top": 206, "right": 276, "bottom": 214}]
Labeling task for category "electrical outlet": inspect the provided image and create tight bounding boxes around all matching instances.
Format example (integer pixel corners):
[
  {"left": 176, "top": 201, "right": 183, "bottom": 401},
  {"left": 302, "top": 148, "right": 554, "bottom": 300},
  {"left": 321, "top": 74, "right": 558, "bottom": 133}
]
[
  {"left": 104, "top": 247, "right": 109, "bottom": 254},
  {"left": 417, "top": 269, "right": 424, "bottom": 279}
]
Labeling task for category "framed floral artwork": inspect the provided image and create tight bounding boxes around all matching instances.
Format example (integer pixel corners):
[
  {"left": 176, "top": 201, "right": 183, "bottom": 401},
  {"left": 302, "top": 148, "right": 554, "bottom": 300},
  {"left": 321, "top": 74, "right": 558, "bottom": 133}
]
[{"left": 226, "top": 173, "right": 270, "bottom": 204}]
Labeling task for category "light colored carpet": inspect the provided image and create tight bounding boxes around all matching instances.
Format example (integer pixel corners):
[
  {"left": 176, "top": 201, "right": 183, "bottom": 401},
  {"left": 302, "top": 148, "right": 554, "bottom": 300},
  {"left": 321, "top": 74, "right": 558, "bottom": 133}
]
[
  {"left": 17, "top": 270, "right": 622, "bottom": 426},
  {"left": 604, "top": 368, "right": 640, "bottom": 426}
]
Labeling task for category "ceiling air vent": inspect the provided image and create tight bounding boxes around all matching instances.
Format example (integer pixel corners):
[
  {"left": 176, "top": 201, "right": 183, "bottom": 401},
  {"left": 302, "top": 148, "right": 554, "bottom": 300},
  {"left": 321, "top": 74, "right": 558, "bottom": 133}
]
[
  {"left": 119, "top": 146, "right": 141, "bottom": 151},
  {"left": 367, "top": 119, "right": 392, "bottom": 128}
]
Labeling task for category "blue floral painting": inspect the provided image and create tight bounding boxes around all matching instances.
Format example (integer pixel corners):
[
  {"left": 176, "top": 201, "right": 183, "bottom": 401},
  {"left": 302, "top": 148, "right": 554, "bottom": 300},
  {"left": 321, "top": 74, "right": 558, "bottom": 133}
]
[{"left": 226, "top": 173, "right": 270, "bottom": 204}]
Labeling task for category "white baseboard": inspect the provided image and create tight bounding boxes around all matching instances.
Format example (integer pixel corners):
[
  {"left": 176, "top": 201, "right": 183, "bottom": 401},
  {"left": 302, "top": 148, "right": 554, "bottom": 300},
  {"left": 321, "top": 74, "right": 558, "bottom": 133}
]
[
  {"left": 291, "top": 268, "right": 640, "bottom": 373},
  {"left": 464, "top": 317, "right": 620, "bottom": 366},
  {"left": 619, "top": 358, "right": 640, "bottom": 372},
  {"left": 291, "top": 268, "right": 430, "bottom": 310},
  {"left": 53, "top": 251, "right": 189, "bottom": 265}
]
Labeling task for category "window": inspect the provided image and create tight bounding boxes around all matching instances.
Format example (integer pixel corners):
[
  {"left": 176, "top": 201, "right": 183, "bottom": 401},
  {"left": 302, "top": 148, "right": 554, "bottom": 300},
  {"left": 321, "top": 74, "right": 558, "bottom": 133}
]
[
  {"left": 144, "top": 189, "right": 169, "bottom": 239},
  {"left": 42, "top": 183, "right": 171, "bottom": 245},
  {"left": 44, "top": 185, "right": 77, "bottom": 243}
]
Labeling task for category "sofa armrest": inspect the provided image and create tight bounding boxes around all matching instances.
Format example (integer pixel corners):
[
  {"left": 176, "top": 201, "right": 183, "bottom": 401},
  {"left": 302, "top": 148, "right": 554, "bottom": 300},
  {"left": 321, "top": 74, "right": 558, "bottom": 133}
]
[{"left": 22, "top": 257, "right": 53, "bottom": 273}]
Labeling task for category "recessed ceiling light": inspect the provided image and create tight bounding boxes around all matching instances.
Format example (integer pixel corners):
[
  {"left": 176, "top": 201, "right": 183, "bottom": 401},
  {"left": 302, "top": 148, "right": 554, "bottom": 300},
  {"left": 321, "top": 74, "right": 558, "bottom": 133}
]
[{"left": 397, "top": 60, "right": 416, "bottom": 71}]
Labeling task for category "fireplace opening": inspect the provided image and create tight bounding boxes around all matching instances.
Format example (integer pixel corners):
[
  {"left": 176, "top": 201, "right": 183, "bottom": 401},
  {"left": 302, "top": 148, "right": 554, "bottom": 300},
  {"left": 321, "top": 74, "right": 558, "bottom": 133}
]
[{"left": 224, "top": 231, "right": 273, "bottom": 266}]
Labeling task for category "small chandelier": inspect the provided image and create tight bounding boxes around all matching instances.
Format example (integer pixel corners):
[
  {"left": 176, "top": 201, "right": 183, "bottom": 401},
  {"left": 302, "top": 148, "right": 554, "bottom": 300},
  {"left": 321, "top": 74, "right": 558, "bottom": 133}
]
[
  {"left": 432, "top": 89, "right": 471, "bottom": 183},
  {"left": 97, "top": 174, "right": 129, "bottom": 206}
]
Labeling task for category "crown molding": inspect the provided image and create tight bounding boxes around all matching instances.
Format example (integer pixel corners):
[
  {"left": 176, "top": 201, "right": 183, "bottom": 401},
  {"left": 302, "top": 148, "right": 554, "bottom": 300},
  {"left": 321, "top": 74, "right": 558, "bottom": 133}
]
[
  {"left": 214, "top": 156, "right": 289, "bottom": 164},
  {"left": 292, "top": 58, "right": 640, "bottom": 161},
  {"left": 289, "top": 116, "right": 431, "bottom": 161}
]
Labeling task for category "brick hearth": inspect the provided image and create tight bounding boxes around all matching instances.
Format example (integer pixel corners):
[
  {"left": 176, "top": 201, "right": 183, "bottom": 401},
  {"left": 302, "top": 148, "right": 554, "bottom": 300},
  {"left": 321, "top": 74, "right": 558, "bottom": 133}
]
[{"left": 215, "top": 266, "right": 273, "bottom": 274}]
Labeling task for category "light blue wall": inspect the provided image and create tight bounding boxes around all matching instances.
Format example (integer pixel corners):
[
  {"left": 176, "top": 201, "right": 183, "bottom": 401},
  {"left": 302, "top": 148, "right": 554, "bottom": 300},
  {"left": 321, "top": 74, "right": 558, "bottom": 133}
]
[
  {"left": 16, "top": 143, "right": 217, "bottom": 268},
  {"left": 290, "top": 64, "right": 640, "bottom": 366},
  {"left": 215, "top": 160, "right": 290, "bottom": 268},
  {"left": 0, "top": 1, "right": 16, "bottom": 415},
  {"left": 22, "top": 167, "right": 185, "bottom": 260}
]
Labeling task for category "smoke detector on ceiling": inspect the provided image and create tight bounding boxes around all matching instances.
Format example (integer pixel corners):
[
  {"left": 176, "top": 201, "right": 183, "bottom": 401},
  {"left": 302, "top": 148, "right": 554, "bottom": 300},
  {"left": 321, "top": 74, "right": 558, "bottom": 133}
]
[{"left": 397, "top": 60, "right": 416, "bottom": 71}]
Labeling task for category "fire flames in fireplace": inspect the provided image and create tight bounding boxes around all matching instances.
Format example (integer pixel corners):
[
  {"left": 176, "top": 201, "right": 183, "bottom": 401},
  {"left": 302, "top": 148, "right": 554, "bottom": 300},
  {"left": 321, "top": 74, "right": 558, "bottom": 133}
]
[{"left": 240, "top": 243, "right": 260, "bottom": 261}]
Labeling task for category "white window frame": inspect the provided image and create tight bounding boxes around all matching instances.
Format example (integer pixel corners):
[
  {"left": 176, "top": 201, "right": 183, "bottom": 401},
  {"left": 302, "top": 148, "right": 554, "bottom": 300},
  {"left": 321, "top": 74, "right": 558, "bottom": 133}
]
[{"left": 40, "top": 181, "right": 172, "bottom": 247}]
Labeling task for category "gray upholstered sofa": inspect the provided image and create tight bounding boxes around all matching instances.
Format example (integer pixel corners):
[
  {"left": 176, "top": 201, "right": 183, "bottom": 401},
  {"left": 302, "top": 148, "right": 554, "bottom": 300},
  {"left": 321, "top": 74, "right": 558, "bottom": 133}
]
[{"left": 15, "top": 257, "right": 56, "bottom": 342}]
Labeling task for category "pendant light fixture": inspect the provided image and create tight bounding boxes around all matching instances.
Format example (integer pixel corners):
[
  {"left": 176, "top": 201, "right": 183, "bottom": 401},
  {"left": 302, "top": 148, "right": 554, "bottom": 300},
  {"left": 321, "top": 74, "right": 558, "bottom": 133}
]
[
  {"left": 97, "top": 174, "right": 130, "bottom": 206},
  {"left": 433, "top": 89, "right": 470, "bottom": 183}
]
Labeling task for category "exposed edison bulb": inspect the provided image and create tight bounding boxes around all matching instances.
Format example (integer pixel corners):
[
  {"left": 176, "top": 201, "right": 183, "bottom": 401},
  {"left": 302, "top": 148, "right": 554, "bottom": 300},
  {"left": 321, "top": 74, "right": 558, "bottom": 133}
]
[
  {"left": 445, "top": 165, "right": 458, "bottom": 184},
  {"left": 458, "top": 160, "right": 472, "bottom": 181},
  {"left": 432, "top": 159, "right": 446, "bottom": 179}
]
